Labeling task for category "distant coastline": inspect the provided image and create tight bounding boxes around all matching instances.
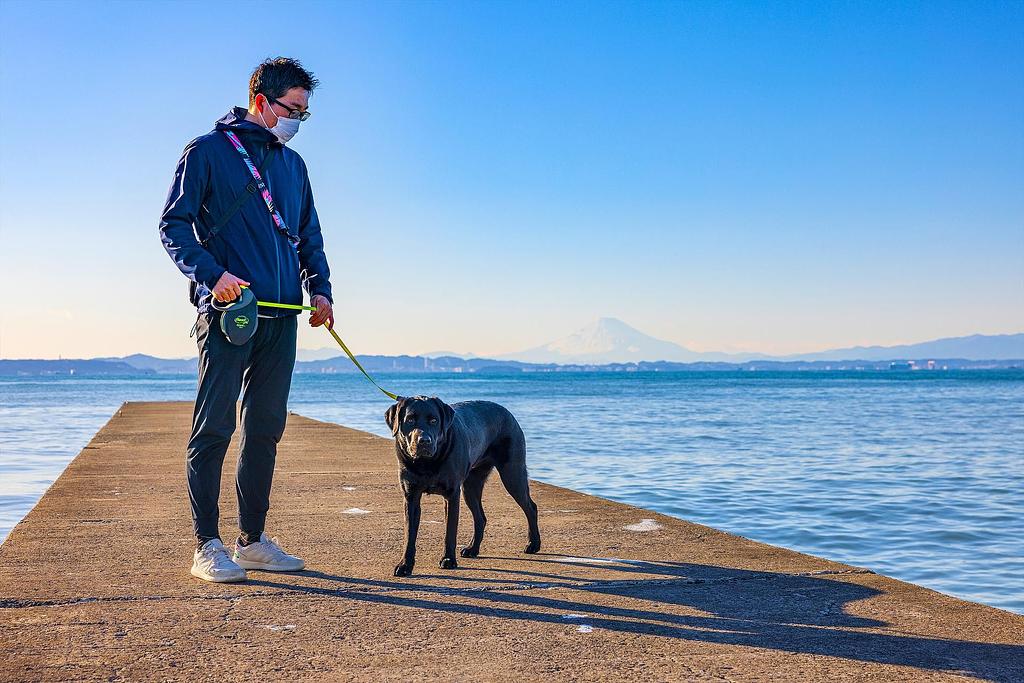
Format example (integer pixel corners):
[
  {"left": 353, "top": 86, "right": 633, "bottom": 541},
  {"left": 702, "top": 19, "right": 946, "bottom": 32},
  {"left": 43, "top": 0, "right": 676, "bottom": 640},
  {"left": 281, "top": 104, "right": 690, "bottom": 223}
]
[
  {"left": 2, "top": 354, "right": 1022, "bottom": 377},
  {"left": 6, "top": 329, "right": 1022, "bottom": 376}
]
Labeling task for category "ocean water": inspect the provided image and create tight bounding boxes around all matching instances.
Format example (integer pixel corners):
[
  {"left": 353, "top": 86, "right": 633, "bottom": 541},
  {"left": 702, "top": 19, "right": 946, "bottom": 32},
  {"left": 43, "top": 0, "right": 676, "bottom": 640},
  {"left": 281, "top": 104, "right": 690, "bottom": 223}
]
[{"left": 1, "top": 371, "right": 1022, "bottom": 614}]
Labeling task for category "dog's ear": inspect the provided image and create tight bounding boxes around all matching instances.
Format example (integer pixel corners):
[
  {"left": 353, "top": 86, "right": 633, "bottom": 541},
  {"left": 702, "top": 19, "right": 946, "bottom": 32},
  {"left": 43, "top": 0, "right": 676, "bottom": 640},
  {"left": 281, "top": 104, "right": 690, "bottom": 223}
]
[
  {"left": 432, "top": 397, "right": 456, "bottom": 435},
  {"left": 384, "top": 398, "right": 406, "bottom": 436}
]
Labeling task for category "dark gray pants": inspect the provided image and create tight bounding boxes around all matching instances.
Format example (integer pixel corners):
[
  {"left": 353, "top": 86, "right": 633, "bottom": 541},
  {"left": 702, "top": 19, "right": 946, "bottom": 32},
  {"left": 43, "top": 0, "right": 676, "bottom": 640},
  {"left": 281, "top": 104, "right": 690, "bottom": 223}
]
[{"left": 187, "top": 311, "right": 297, "bottom": 543}]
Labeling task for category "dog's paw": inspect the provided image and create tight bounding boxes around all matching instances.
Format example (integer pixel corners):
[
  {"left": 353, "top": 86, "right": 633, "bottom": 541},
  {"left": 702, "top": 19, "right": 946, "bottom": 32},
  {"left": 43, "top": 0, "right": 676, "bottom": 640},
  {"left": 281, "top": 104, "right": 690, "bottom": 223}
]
[
  {"left": 439, "top": 557, "right": 459, "bottom": 570},
  {"left": 524, "top": 539, "right": 541, "bottom": 554},
  {"left": 460, "top": 546, "right": 479, "bottom": 558},
  {"left": 393, "top": 562, "right": 414, "bottom": 577}
]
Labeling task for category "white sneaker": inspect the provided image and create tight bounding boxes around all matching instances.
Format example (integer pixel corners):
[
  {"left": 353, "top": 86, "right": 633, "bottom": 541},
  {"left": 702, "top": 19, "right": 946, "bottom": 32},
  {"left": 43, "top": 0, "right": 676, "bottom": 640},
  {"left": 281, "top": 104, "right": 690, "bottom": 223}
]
[
  {"left": 191, "top": 539, "right": 247, "bottom": 583},
  {"left": 233, "top": 533, "right": 305, "bottom": 572}
]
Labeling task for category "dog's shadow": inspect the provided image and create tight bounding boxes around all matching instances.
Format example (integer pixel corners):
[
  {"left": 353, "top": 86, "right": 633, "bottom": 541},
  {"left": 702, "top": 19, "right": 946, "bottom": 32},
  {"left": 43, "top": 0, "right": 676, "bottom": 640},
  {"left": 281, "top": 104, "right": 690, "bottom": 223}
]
[{"left": 249, "top": 554, "right": 1024, "bottom": 682}]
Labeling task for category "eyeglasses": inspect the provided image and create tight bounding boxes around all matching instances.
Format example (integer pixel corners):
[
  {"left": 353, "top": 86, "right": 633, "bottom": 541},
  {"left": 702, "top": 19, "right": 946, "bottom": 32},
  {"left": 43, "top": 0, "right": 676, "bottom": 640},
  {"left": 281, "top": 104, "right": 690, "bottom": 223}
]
[{"left": 266, "top": 95, "right": 311, "bottom": 121}]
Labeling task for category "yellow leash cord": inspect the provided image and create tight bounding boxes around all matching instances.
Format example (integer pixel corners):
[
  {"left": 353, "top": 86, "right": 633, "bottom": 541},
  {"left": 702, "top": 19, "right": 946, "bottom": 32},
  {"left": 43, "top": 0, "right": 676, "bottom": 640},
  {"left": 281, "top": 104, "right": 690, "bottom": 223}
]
[{"left": 255, "top": 298, "right": 401, "bottom": 401}]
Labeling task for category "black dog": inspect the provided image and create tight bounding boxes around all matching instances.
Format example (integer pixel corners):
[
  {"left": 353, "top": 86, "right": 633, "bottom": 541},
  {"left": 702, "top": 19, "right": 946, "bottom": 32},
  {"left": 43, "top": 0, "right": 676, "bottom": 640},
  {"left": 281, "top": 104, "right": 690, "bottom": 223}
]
[{"left": 385, "top": 395, "right": 542, "bottom": 576}]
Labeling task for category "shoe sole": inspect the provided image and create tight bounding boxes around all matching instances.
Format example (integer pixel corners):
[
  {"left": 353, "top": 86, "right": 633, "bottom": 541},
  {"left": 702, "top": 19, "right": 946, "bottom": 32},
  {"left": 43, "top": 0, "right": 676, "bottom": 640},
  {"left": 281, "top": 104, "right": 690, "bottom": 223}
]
[
  {"left": 234, "top": 558, "right": 305, "bottom": 572},
  {"left": 191, "top": 566, "right": 247, "bottom": 583}
]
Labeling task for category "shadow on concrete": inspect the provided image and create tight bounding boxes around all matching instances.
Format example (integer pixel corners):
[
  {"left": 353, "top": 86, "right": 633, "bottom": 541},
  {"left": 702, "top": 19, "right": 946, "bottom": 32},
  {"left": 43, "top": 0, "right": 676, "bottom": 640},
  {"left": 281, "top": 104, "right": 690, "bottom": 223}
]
[{"left": 250, "top": 556, "right": 1024, "bottom": 682}]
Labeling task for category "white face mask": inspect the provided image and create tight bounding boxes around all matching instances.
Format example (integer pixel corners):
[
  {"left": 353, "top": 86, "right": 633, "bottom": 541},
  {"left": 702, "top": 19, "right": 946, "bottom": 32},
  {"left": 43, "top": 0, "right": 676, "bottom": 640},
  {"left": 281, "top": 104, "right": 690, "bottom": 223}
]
[{"left": 258, "top": 99, "right": 301, "bottom": 144}]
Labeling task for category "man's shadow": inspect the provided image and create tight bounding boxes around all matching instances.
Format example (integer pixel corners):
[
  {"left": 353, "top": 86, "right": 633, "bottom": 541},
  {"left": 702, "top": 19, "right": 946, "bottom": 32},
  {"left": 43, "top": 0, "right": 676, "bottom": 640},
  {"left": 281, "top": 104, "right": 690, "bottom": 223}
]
[{"left": 249, "top": 555, "right": 1024, "bottom": 682}]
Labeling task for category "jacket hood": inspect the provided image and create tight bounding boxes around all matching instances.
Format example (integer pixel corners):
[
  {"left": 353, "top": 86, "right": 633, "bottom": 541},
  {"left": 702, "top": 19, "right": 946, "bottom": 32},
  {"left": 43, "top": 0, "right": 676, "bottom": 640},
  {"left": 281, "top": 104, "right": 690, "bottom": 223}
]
[{"left": 215, "top": 106, "right": 278, "bottom": 143}]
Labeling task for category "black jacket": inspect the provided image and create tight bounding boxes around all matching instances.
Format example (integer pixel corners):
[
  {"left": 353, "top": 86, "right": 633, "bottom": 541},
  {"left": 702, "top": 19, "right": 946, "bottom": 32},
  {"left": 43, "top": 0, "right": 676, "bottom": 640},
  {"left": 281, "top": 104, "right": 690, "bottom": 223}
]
[{"left": 159, "top": 107, "right": 332, "bottom": 315}]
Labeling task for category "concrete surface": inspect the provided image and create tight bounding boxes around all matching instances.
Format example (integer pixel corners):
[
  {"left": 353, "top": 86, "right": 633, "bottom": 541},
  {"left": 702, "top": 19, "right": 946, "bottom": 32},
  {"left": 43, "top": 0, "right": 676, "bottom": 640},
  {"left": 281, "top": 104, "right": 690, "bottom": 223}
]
[{"left": 0, "top": 401, "right": 1021, "bottom": 682}]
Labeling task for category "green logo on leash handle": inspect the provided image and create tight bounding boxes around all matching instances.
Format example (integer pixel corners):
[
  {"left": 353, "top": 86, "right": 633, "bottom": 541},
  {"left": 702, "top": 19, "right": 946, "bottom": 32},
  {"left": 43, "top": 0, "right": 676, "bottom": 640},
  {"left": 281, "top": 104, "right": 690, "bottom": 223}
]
[{"left": 208, "top": 286, "right": 400, "bottom": 400}]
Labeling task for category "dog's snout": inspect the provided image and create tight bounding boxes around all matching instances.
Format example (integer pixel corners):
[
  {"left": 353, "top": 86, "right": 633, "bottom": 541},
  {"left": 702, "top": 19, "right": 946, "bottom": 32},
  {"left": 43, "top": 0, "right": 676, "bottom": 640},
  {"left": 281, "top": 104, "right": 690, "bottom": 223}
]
[{"left": 409, "top": 429, "right": 432, "bottom": 445}]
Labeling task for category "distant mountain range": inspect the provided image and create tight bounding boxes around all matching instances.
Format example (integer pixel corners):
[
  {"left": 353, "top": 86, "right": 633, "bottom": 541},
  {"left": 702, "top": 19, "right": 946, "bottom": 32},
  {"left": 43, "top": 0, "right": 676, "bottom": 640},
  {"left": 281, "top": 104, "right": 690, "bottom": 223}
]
[
  {"left": 777, "top": 334, "right": 1024, "bottom": 362},
  {"left": 0, "top": 359, "right": 152, "bottom": 376},
  {"left": 95, "top": 353, "right": 194, "bottom": 373},
  {"left": 2, "top": 319, "right": 1022, "bottom": 376},
  {"left": 496, "top": 318, "right": 1024, "bottom": 364}
]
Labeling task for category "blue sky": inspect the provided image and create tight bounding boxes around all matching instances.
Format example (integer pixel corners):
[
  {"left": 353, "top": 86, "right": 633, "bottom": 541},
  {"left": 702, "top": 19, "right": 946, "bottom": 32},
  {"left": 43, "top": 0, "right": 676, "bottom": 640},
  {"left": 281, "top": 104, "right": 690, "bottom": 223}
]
[{"left": 1, "top": 0, "right": 1021, "bottom": 359}]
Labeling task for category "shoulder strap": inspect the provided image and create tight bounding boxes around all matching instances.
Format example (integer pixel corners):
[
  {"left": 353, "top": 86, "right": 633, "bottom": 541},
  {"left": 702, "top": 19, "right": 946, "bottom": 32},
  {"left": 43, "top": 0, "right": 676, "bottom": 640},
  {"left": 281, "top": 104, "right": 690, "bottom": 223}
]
[
  {"left": 221, "top": 131, "right": 297, "bottom": 246},
  {"left": 199, "top": 137, "right": 278, "bottom": 248}
]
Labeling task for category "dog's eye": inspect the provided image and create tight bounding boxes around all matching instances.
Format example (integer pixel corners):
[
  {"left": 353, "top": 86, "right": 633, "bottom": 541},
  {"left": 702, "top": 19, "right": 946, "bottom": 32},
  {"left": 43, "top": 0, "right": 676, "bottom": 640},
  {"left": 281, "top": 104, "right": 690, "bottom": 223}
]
[
  {"left": 428, "top": 417, "right": 438, "bottom": 425},
  {"left": 405, "top": 415, "right": 415, "bottom": 423}
]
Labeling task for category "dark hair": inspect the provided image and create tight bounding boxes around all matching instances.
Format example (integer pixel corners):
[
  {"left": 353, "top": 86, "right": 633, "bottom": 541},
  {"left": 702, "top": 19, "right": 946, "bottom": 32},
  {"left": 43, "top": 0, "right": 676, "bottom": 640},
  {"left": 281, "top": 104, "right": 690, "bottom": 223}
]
[{"left": 248, "top": 57, "right": 319, "bottom": 106}]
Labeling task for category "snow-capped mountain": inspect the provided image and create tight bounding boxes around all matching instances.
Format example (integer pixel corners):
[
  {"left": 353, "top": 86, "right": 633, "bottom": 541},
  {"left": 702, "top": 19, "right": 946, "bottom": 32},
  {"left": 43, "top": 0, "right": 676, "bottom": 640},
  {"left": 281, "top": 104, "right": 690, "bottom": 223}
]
[{"left": 497, "top": 317, "right": 752, "bottom": 364}]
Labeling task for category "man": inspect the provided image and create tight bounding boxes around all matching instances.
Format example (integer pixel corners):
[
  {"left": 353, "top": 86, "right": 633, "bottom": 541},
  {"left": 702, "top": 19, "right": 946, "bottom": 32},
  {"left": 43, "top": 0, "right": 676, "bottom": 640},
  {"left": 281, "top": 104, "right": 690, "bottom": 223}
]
[{"left": 159, "top": 57, "right": 334, "bottom": 582}]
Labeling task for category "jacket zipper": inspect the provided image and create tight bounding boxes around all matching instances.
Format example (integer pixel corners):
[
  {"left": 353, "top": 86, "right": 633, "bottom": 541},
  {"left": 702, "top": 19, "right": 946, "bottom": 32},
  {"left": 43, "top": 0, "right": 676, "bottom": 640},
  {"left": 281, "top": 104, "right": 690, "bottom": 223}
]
[{"left": 268, "top": 143, "right": 282, "bottom": 310}]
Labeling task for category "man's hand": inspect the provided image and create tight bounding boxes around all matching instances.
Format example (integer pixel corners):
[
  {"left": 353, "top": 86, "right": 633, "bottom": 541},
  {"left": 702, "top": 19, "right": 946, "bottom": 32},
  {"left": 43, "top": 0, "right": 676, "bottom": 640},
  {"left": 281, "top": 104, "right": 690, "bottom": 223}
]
[
  {"left": 310, "top": 295, "right": 334, "bottom": 329},
  {"left": 212, "top": 272, "right": 250, "bottom": 303}
]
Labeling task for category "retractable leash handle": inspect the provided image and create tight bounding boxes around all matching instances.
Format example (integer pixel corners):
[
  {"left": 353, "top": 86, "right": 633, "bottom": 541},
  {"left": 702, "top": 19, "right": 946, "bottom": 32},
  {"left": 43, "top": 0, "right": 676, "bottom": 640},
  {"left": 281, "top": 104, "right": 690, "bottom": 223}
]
[
  {"left": 210, "top": 287, "right": 259, "bottom": 345},
  {"left": 240, "top": 287, "right": 402, "bottom": 401}
]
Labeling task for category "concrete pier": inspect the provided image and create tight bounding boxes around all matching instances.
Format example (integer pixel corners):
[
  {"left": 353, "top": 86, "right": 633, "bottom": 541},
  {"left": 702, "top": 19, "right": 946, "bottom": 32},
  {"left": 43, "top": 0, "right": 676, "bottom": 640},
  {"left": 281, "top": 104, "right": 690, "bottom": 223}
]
[{"left": 1, "top": 401, "right": 1022, "bottom": 682}]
